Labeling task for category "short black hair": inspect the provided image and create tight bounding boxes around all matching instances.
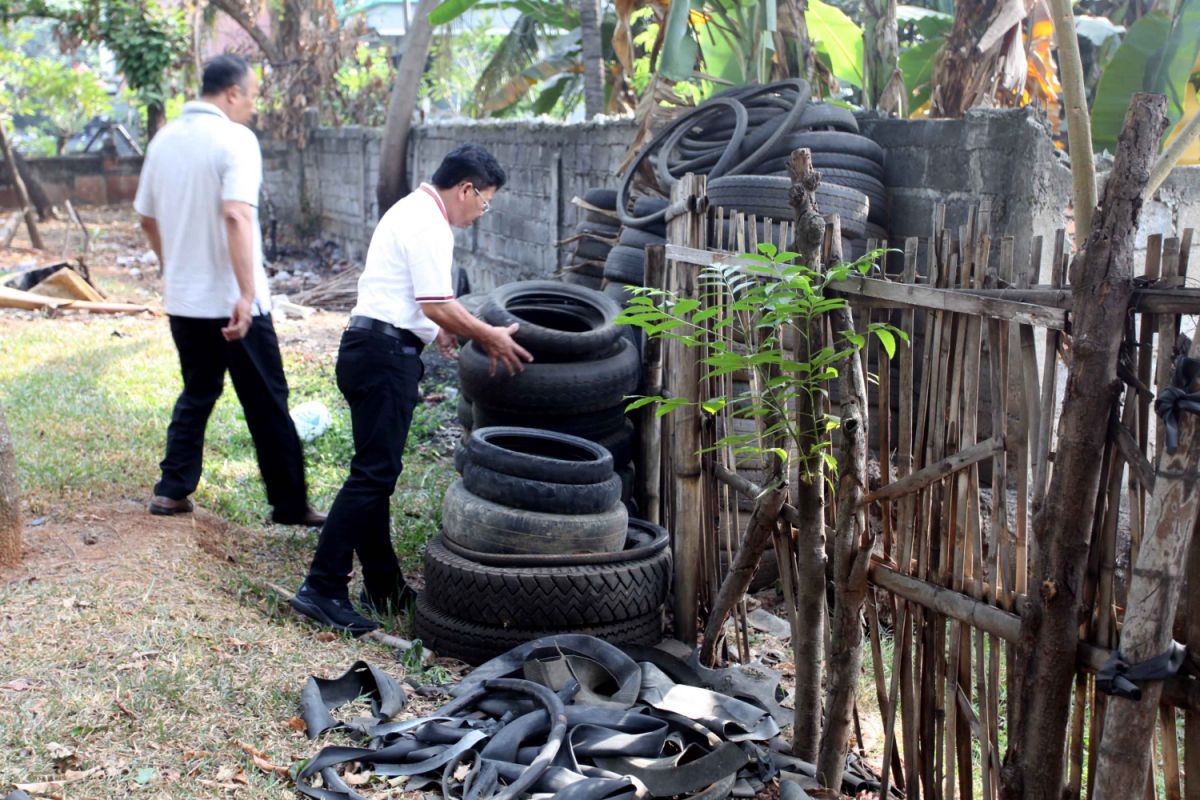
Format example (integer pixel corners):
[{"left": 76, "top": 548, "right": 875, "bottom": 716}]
[
  {"left": 201, "top": 55, "right": 251, "bottom": 96},
  {"left": 430, "top": 144, "right": 507, "bottom": 191}
]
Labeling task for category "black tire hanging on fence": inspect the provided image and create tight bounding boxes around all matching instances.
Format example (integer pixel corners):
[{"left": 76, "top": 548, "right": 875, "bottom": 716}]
[
  {"left": 442, "top": 479, "right": 628, "bottom": 555},
  {"left": 465, "top": 426, "right": 614, "bottom": 484},
  {"left": 461, "top": 462, "right": 623, "bottom": 515},
  {"left": 458, "top": 337, "right": 640, "bottom": 414},
  {"left": 422, "top": 535, "right": 671, "bottom": 627},
  {"left": 412, "top": 593, "right": 663, "bottom": 666}
]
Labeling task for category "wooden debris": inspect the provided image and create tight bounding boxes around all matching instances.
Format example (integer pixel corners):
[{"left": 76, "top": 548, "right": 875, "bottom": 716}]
[
  {"left": 0, "top": 286, "right": 150, "bottom": 314},
  {"left": 30, "top": 267, "right": 105, "bottom": 302}
]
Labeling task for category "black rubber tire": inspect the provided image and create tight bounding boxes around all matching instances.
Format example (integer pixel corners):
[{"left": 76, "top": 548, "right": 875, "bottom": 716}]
[
  {"left": 818, "top": 168, "right": 887, "bottom": 209},
  {"left": 453, "top": 439, "right": 468, "bottom": 475},
  {"left": 442, "top": 479, "right": 628, "bottom": 555},
  {"left": 458, "top": 336, "right": 639, "bottom": 414},
  {"left": 481, "top": 280, "right": 621, "bottom": 360},
  {"left": 593, "top": 418, "right": 635, "bottom": 467},
  {"left": 757, "top": 151, "right": 885, "bottom": 181},
  {"left": 413, "top": 593, "right": 663, "bottom": 666},
  {"left": 765, "top": 130, "right": 884, "bottom": 164},
  {"left": 465, "top": 426, "right": 614, "bottom": 485},
  {"left": 707, "top": 175, "right": 869, "bottom": 238},
  {"left": 796, "top": 102, "right": 859, "bottom": 133},
  {"left": 559, "top": 270, "right": 605, "bottom": 290},
  {"left": 603, "top": 281, "right": 637, "bottom": 306},
  {"left": 441, "top": 517, "right": 668, "bottom": 567},
  {"left": 655, "top": 96, "right": 749, "bottom": 190},
  {"left": 462, "top": 461, "right": 622, "bottom": 515},
  {"left": 582, "top": 187, "right": 618, "bottom": 210},
  {"left": 560, "top": 258, "right": 606, "bottom": 279},
  {"left": 576, "top": 220, "right": 621, "bottom": 238},
  {"left": 618, "top": 226, "right": 667, "bottom": 249},
  {"left": 471, "top": 403, "right": 628, "bottom": 439},
  {"left": 572, "top": 236, "right": 614, "bottom": 262},
  {"left": 422, "top": 535, "right": 671, "bottom": 627},
  {"left": 603, "top": 245, "right": 646, "bottom": 286},
  {"left": 585, "top": 208, "right": 620, "bottom": 225}
]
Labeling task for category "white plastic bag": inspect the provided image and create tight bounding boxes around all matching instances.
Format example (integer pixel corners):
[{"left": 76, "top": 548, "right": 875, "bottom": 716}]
[{"left": 291, "top": 400, "right": 332, "bottom": 442}]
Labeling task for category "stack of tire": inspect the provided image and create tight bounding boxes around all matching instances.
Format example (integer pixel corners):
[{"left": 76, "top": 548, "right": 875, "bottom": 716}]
[
  {"left": 612, "top": 79, "right": 888, "bottom": 279},
  {"left": 457, "top": 280, "right": 640, "bottom": 504},
  {"left": 559, "top": 188, "right": 620, "bottom": 291},
  {"left": 416, "top": 426, "right": 670, "bottom": 665}
]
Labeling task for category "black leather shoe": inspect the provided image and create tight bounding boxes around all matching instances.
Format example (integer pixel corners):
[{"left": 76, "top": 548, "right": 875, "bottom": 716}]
[
  {"left": 359, "top": 582, "right": 416, "bottom": 617},
  {"left": 149, "top": 495, "right": 193, "bottom": 516},
  {"left": 290, "top": 582, "right": 378, "bottom": 636},
  {"left": 272, "top": 507, "right": 327, "bottom": 527}
]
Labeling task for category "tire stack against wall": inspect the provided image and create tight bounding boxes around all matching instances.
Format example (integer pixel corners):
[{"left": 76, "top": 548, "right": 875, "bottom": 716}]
[
  {"left": 418, "top": 426, "right": 670, "bottom": 664},
  {"left": 558, "top": 188, "right": 620, "bottom": 292},
  {"left": 457, "top": 280, "right": 641, "bottom": 506}
]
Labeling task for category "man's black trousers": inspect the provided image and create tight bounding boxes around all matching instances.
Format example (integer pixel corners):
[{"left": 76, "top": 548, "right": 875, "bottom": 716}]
[
  {"left": 307, "top": 326, "right": 424, "bottom": 597},
  {"left": 156, "top": 314, "right": 310, "bottom": 519}
]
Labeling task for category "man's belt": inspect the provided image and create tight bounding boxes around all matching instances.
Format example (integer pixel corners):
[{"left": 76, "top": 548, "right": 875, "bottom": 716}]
[{"left": 347, "top": 316, "right": 424, "bottom": 352}]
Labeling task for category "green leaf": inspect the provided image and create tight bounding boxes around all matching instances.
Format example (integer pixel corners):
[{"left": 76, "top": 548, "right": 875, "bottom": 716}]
[
  {"left": 624, "top": 396, "right": 662, "bottom": 412},
  {"left": 808, "top": 0, "right": 864, "bottom": 88},
  {"left": 1091, "top": 4, "right": 1200, "bottom": 152},
  {"left": 429, "top": 0, "right": 483, "bottom": 26},
  {"left": 873, "top": 327, "right": 897, "bottom": 359},
  {"left": 673, "top": 298, "right": 702, "bottom": 316},
  {"left": 701, "top": 397, "right": 728, "bottom": 414},
  {"left": 899, "top": 38, "right": 942, "bottom": 112},
  {"left": 659, "top": 0, "right": 700, "bottom": 81}
]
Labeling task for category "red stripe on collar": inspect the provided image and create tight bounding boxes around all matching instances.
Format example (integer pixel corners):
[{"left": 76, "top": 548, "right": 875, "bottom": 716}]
[{"left": 420, "top": 184, "right": 448, "bottom": 222}]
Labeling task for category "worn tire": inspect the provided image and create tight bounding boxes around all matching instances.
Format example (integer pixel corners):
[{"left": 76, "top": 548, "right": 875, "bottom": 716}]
[
  {"left": 618, "top": 226, "right": 667, "bottom": 249},
  {"left": 462, "top": 462, "right": 622, "bottom": 515},
  {"left": 573, "top": 236, "right": 614, "bottom": 262},
  {"left": 465, "top": 426, "right": 614, "bottom": 484},
  {"left": 441, "top": 517, "right": 668, "bottom": 567},
  {"left": 413, "top": 593, "right": 663, "bottom": 665},
  {"left": 458, "top": 337, "right": 640, "bottom": 414},
  {"left": 481, "top": 280, "right": 622, "bottom": 360},
  {"left": 456, "top": 395, "right": 473, "bottom": 430},
  {"left": 442, "top": 479, "right": 628, "bottom": 555},
  {"left": 560, "top": 270, "right": 605, "bottom": 291},
  {"left": 471, "top": 403, "right": 628, "bottom": 440},
  {"left": 707, "top": 175, "right": 868, "bottom": 238},
  {"left": 422, "top": 535, "right": 671, "bottom": 627},
  {"left": 603, "top": 245, "right": 646, "bottom": 286}
]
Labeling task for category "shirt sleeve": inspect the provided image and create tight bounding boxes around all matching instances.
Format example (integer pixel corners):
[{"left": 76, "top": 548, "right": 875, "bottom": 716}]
[
  {"left": 411, "top": 229, "right": 455, "bottom": 302},
  {"left": 220, "top": 128, "right": 262, "bottom": 206}
]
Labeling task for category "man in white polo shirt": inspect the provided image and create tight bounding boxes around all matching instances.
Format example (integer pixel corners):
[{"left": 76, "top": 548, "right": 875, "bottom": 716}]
[
  {"left": 290, "top": 144, "right": 531, "bottom": 635},
  {"left": 134, "top": 54, "right": 323, "bottom": 527}
]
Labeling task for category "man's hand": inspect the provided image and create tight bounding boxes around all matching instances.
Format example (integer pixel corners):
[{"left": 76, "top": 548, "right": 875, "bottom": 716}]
[
  {"left": 435, "top": 328, "right": 459, "bottom": 360},
  {"left": 222, "top": 296, "right": 253, "bottom": 341},
  {"left": 480, "top": 323, "right": 533, "bottom": 376}
]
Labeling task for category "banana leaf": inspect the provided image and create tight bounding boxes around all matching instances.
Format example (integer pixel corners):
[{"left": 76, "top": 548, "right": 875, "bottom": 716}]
[
  {"left": 808, "top": 0, "right": 864, "bottom": 88},
  {"left": 1091, "top": 2, "right": 1200, "bottom": 153}
]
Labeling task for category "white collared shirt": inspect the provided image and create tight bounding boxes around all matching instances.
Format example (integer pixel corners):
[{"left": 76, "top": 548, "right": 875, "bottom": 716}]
[
  {"left": 134, "top": 101, "right": 271, "bottom": 318},
  {"left": 349, "top": 183, "right": 455, "bottom": 344}
]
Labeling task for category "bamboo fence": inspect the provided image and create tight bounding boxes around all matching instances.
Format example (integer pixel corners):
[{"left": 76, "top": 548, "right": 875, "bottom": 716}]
[{"left": 648, "top": 173, "right": 1200, "bottom": 799}]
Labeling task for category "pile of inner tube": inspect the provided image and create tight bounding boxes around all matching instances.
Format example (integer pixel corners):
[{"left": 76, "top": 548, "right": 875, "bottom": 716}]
[{"left": 294, "top": 635, "right": 885, "bottom": 799}]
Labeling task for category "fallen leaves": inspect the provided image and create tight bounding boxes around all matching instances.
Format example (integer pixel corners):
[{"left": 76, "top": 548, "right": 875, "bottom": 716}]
[{"left": 238, "top": 741, "right": 291, "bottom": 779}]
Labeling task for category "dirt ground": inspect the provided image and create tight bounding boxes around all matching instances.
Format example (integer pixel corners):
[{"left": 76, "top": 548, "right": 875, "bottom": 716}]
[{"left": 0, "top": 205, "right": 885, "bottom": 798}]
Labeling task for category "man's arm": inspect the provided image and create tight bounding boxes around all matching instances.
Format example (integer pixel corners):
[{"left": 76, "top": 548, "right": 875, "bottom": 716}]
[
  {"left": 139, "top": 215, "right": 164, "bottom": 273},
  {"left": 420, "top": 300, "right": 532, "bottom": 376},
  {"left": 221, "top": 200, "right": 257, "bottom": 342}
]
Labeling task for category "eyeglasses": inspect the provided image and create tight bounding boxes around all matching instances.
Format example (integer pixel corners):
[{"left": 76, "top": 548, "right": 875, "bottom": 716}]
[{"left": 472, "top": 186, "right": 491, "bottom": 214}]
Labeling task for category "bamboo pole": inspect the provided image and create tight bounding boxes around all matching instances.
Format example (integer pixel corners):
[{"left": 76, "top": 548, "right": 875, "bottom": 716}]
[{"left": 640, "top": 245, "right": 666, "bottom": 526}]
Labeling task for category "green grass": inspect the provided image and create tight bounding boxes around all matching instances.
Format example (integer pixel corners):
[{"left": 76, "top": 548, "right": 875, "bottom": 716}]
[{"left": 0, "top": 315, "right": 458, "bottom": 567}]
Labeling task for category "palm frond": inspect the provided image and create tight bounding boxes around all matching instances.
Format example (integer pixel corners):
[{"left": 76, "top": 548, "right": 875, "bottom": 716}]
[{"left": 469, "top": 12, "right": 544, "bottom": 117}]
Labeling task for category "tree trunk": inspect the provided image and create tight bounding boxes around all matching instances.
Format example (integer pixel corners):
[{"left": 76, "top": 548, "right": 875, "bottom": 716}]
[
  {"left": 817, "top": 281, "right": 873, "bottom": 790},
  {"left": 209, "top": 0, "right": 284, "bottom": 63},
  {"left": 787, "top": 147, "right": 829, "bottom": 761},
  {"left": 998, "top": 92, "right": 1168, "bottom": 800},
  {"left": 578, "top": 0, "right": 605, "bottom": 118},
  {"left": 146, "top": 102, "right": 165, "bottom": 140},
  {"left": 0, "top": 121, "right": 45, "bottom": 249},
  {"left": 862, "top": 0, "right": 902, "bottom": 114},
  {"left": 12, "top": 149, "right": 54, "bottom": 222},
  {"left": 1093, "top": 341, "right": 1200, "bottom": 796},
  {"left": 377, "top": 0, "right": 441, "bottom": 218},
  {"left": 1046, "top": 0, "right": 1098, "bottom": 241},
  {"left": 0, "top": 402, "right": 21, "bottom": 567},
  {"left": 930, "top": 0, "right": 1002, "bottom": 117}
]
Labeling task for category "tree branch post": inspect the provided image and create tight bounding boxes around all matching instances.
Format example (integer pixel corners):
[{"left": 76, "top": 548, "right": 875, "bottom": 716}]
[
  {"left": 0, "top": 120, "right": 45, "bottom": 250},
  {"left": 1046, "top": 0, "right": 1098, "bottom": 241},
  {"left": 1092, "top": 337, "right": 1200, "bottom": 798},
  {"left": 999, "top": 92, "right": 1168, "bottom": 800},
  {"left": 817, "top": 224, "right": 874, "bottom": 789},
  {"left": 786, "top": 147, "right": 829, "bottom": 760}
]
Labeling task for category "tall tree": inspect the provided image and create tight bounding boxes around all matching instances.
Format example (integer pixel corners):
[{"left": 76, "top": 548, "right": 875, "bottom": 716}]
[
  {"left": 0, "top": 402, "right": 21, "bottom": 567},
  {"left": 377, "top": 0, "right": 442, "bottom": 216},
  {"left": 578, "top": 0, "right": 605, "bottom": 117},
  {"left": 998, "top": 92, "right": 1167, "bottom": 800}
]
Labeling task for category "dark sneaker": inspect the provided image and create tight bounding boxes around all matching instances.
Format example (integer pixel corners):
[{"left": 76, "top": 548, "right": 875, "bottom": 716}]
[
  {"left": 359, "top": 583, "right": 416, "bottom": 617},
  {"left": 149, "top": 495, "right": 193, "bottom": 516},
  {"left": 272, "top": 507, "right": 327, "bottom": 527},
  {"left": 290, "top": 582, "right": 378, "bottom": 636}
]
